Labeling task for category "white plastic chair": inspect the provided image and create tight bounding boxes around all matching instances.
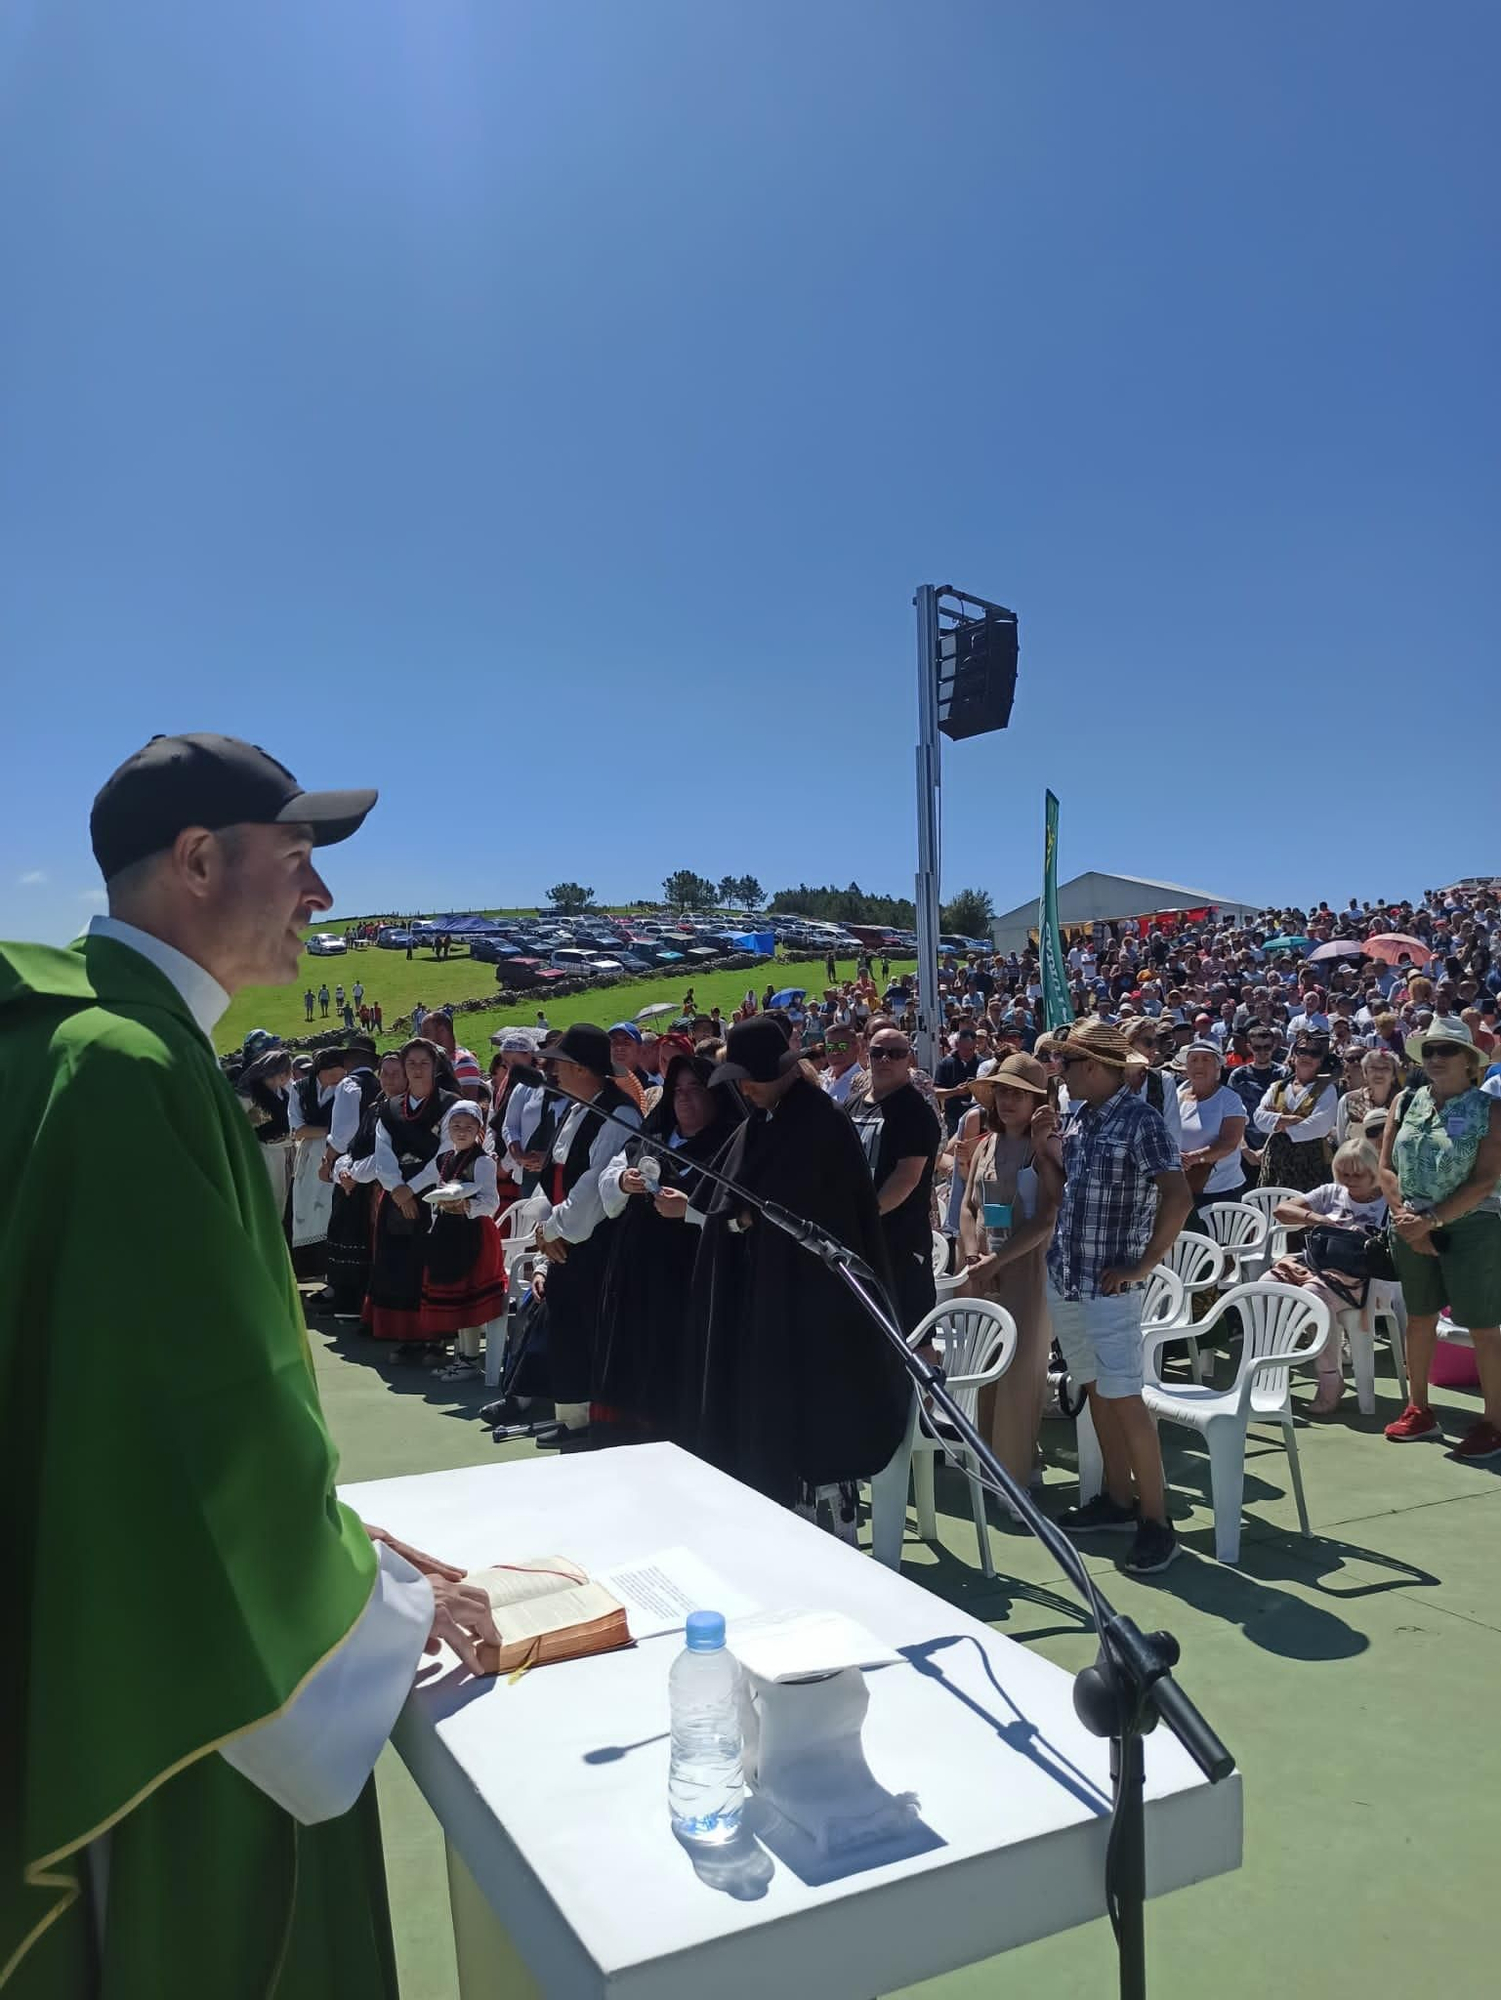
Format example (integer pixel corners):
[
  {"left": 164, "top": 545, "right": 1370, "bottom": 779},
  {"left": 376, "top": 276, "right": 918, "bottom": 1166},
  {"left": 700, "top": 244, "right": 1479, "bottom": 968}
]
[
  {"left": 1238, "top": 1186, "right": 1300, "bottom": 1276},
  {"left": 1158, "top": 1231, "right": 1233, "bottom": 1382},
  {"left": 1338, "top": 1279, "right": 1410, "bottom": 1415},
  {"left": 1142, "top": 1281, "right": 1331, "bottom": 1563},
  {"left": 1075, "top": 1266, "right": 1185, "bottom": 1504},
  {"left": 1199, "top": 1201, "right": 1271, "bottom": 1285},
  {"left": 870, "top": 1299, "right": 1017, "bottom": 1578},
  {"left": 931, "top": 1228, "right": 952, "bottom": 1278},
  {"left": 499, "top": 1196, "right": 547, "bottom": 1283},
  {"left": 934, "top": 1267, "right": 970, "bottom": 1305}
]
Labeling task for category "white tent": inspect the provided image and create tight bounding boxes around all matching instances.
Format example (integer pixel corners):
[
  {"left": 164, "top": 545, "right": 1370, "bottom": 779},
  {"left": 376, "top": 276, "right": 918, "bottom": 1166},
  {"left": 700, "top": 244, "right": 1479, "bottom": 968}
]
[{"left": 990, "top": 872, "right": 1263, "bottom": 956}]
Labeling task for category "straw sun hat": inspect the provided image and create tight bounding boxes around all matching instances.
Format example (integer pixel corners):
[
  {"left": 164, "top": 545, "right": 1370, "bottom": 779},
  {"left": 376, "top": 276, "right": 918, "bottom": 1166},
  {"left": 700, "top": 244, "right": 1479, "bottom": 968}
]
[
  {"left": 972, "top": 1052, "right": 1049, "bottom": 1096},
  {"left": 1038, "top": 1020, "right": 1135, "bottom": 1069}
]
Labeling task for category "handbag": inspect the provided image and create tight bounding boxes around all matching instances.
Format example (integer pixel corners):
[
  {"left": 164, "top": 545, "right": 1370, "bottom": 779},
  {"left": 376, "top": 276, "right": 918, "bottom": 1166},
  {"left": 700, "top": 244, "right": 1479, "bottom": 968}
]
[{"left": 1304, "top": 1224, "right": 1391, "bottom": 1310}]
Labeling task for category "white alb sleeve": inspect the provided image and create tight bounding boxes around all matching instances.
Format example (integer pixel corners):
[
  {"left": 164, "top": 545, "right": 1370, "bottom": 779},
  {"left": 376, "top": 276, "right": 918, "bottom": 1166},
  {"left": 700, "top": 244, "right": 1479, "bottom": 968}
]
[{"left": 219, "top": 1543, "right": 433, "bottom": 1826}]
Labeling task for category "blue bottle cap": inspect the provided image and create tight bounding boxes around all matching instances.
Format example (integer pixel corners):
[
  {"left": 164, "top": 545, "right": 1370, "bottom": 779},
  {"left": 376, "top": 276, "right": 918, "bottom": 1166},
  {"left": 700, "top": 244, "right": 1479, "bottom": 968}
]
[{"left": 685, "top": 1610, "right": 726, "bottom": 1651}]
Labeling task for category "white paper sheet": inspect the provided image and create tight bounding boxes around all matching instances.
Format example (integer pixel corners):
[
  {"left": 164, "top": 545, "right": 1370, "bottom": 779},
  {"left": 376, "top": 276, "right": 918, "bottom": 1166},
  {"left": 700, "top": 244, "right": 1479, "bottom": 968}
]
[
  {"left": 726, "top": 1609, "right": 902, "bottom": 1684},
  {"left": 594, "top": 1546, "right": 760, "bottom": 1640}
]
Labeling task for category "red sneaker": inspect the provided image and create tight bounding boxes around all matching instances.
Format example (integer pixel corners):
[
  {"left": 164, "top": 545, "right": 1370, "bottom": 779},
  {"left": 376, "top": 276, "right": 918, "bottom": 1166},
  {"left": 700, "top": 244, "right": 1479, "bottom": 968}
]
[
  {"left": 1384, "top": 1403, "right": 1442, "bottom": 1443},
  {"left": 1451, "top": 1419, "right": 1501, "bottom": 1462}
]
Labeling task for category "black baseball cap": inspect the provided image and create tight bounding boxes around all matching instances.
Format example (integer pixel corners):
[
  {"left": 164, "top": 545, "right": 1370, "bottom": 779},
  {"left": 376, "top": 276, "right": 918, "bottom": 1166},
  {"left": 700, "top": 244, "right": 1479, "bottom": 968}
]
[{"left": 90, "top": 732, "right": 378, "bottom": 881}]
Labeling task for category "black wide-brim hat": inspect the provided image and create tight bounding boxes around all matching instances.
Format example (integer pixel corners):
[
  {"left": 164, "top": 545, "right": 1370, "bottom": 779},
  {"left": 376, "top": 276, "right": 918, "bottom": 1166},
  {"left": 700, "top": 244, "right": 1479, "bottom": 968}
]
[
  {"left": 541, "top": 1022, "right": 613, "bottom": 1078},
  {"left": 709, "top": 1016, "right": 802, "bottom": 1086}
]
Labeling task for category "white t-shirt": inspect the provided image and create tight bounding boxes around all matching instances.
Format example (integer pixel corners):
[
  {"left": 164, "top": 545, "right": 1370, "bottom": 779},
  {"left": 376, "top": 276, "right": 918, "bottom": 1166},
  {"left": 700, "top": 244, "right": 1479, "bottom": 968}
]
[
  {"left": 1301, "top": 1182, "right": 1389, "bottom": 1230},
  {"left": 1175, "top": 1083, "right": 1248, "bottom": 1194}
]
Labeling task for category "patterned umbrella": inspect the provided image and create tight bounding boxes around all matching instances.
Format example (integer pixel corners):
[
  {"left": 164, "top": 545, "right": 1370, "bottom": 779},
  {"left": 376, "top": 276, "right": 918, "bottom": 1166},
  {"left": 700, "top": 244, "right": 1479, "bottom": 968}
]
[{"left": 1363, "top": 933, "right": 1429, "bottom": 966}]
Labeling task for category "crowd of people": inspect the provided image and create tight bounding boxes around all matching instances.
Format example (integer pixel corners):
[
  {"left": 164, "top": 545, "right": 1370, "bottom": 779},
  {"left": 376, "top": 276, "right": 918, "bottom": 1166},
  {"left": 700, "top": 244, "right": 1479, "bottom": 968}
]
[{"left": 247, "top": 877, "right": 1501, "bottom": 1578}]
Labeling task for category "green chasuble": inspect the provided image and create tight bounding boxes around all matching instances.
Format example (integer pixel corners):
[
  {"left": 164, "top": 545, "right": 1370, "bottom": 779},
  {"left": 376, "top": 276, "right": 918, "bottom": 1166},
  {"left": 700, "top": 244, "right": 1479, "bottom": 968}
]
[{"left": 0, "top": 936, "right": 399, "bottom": 1999}]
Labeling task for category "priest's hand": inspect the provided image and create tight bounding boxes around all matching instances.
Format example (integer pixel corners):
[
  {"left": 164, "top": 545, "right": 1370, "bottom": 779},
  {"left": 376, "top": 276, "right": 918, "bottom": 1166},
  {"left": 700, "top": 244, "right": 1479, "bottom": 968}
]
[
  {"left": 540, "top": 1234, "right": 569, "bottom": 1264},
  {"left": 425, "top": 1578, "right": 503, "bottom": 1677},
  {"left": 620, "top": 1166, "right": 648, "bottom": 1196},
  {"left": 364, "top": 1525, "right": 466, "bottom": 1582},
  {"left": 654, "top": 1187, "right": 690, "bottom": 1220},
  {"left": 392, "top": 1184, "right": 420, "bottom": 1221}
]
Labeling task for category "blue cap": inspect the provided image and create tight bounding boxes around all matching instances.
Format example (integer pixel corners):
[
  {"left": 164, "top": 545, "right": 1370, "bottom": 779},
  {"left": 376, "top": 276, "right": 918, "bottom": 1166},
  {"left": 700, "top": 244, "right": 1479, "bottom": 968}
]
[{"left": 685, "top": 1610, "right": 726, "bottom": 1651}]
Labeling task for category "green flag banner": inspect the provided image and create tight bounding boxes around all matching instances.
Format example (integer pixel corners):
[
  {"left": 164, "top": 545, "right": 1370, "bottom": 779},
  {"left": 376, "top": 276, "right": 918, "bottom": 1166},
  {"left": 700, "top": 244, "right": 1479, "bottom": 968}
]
[{"left": 1039, "top": 789, "right": 1071, "bottom": 1031}]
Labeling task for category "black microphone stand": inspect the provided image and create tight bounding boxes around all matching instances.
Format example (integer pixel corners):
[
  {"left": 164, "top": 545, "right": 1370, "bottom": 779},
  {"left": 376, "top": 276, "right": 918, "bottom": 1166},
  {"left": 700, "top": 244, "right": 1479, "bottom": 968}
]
[{"left": 507, "top": 1074, "right": 1235, "bottom": 1999}]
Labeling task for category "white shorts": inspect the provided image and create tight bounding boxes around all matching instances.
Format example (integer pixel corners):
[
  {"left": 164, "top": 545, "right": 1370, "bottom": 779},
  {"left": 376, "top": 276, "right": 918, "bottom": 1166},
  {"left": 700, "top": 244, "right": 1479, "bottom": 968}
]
[{"left": 1048, "top": 1288, "right": 1146, "bottom": 1400}]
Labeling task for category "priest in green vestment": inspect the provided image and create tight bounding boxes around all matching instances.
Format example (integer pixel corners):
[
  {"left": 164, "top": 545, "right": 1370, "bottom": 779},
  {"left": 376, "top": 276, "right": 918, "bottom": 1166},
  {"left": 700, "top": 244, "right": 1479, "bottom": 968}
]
[{"left": 1, "top": 734, "right": 500, "bottom": 1998}]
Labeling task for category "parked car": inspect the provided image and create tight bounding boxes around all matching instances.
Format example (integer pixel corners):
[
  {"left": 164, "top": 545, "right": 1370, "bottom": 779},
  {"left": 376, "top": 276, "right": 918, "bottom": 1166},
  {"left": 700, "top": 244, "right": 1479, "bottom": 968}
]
[
  {"left": 504, "top": 960, "right": 570, "bottom": 989},
  {"left": 305, "top": 933, "right": 348, "bottom": 956},
  {"left": 376, "top": 927, "right": 414, "bottom": 950},
  {"left": 470, "top": 937, "right": 520, "bottom": 963},
  {"left": 589, "top": 958, "right": 625, "bottom": 975},
  {"left": 549, "top": 948, "right": 596, "bottom": 971}
]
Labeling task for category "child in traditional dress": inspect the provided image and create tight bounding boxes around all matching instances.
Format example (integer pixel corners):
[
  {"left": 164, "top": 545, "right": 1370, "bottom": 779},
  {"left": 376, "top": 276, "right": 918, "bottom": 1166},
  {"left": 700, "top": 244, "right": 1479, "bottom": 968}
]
[{"left": 425, "top": 1102, "right": 508, "bottom": 1381}]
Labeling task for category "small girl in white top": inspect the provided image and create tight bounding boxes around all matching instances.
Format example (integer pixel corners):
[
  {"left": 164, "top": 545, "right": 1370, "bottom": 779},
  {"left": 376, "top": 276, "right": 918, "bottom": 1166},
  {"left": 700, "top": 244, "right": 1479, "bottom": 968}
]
[{"left": 1270, "top": 1140, "right": 1390, "bottom": 1415}]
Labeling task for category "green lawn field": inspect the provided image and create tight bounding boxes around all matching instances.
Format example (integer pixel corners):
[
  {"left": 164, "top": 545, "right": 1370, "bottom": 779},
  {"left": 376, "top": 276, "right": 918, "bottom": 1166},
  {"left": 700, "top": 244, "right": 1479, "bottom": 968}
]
[{"left": 219, "top": 951, "right": 916, "bottom": 1056}]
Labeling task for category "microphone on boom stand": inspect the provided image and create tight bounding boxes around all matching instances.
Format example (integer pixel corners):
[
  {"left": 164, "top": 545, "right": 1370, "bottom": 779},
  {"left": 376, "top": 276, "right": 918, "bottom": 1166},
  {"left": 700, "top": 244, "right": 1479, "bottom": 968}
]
[{"left": 489, "top": 1060, "right": 1235, "bottom": 1999}]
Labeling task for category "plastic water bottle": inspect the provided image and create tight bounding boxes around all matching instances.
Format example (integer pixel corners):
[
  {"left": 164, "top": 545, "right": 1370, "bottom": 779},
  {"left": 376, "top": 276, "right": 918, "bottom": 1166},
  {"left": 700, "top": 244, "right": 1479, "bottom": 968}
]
[
  {"left": 668, "top": 1611, "right": 744, "bottom": 1844},
  {"left": 637, "top": 1153, "right": 662, "bottom": 1193}
]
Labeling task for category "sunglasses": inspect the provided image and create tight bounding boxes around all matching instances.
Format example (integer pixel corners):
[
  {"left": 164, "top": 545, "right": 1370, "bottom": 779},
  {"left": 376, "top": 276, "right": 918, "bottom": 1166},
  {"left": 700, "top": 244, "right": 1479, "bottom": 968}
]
[
  {"left": 1057, "top": 1052, "right": 1090, "bottom": 1069},
  {"left": 869, "top": 1046, "right": 911, "bottom": 1062},
  {"left": 826, "top": 1040, "right": 853, "bottom": 1053},
  {"left": 1423, "top": 1043, "right": 1465, "bottom": 1059}
]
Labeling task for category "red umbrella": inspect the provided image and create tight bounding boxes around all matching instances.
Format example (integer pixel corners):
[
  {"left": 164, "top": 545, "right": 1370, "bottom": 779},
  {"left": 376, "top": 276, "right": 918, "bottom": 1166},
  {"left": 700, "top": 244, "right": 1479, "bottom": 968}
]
[{"left": 1364, "top": 933, "right": 1429, "bottom": 967}]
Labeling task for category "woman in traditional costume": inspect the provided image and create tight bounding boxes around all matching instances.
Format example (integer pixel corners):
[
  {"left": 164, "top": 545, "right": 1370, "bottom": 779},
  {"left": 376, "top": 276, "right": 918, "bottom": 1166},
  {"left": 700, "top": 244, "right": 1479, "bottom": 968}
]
[
  {"left": 238, "top": 1048, "right": 295, "bottom": 1220},
  {"left": 289, "top": 1047, "right": 346, "bottom": 1275},
  {"left": 328, "top": 1052, "right": 406, "bottom": 1318},
  {"left": 365, "top": 1038, "right": 458, "bottom": 1360},
  {"left": 594, "top": 1054, "right": 744, "bottom": 1442},
  {"left": 487, "top": 1036, "right": 538, "bottom": 1221},
  {"left": 1253, "top": 1032, "right": 1340, "bottom": 1193}
]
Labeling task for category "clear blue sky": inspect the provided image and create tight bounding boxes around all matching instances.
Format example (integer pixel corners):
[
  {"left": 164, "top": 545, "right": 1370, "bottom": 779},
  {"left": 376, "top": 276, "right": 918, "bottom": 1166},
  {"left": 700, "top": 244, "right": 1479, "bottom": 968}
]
[{"left": 2, "top": 1, "right": 1495, "bottom": 942}]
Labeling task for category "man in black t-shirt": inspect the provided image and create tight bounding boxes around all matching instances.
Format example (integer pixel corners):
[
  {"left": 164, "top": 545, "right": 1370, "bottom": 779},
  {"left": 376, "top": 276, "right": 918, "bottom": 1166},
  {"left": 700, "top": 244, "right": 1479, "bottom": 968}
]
[
  {"left": 933, "top": 1026, "right": 981, "bottom": 1137},
  {"left": 848, "top": 1026, "right": 942, "bottom": 1332}
]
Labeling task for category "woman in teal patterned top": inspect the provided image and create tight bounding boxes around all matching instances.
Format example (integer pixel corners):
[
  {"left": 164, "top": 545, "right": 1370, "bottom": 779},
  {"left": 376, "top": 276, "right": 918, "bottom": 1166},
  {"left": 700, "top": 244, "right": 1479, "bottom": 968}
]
[{"left": 1378, "top": 1021, "right": 1501, "bottom": 1458}]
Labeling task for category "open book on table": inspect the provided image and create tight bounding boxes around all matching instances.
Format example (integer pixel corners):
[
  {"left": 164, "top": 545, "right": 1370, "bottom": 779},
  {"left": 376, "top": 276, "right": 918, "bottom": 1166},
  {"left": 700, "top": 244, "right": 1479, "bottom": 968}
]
[{"left": 465, "top": 1556, "right": 631, "bottom": 1676}]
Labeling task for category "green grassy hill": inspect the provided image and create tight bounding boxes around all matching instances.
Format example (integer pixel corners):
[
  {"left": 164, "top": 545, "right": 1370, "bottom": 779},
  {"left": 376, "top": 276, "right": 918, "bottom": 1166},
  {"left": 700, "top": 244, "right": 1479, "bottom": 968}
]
[{"left": 221, "top": 949, "right": 915, "bottom": 1055}]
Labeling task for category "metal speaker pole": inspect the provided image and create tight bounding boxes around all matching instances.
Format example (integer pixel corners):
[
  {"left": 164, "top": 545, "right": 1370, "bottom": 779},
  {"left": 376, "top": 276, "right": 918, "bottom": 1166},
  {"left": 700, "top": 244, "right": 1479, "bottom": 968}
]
[{"left": 913, "top": 584, "right": 942, "bottom": 1073}]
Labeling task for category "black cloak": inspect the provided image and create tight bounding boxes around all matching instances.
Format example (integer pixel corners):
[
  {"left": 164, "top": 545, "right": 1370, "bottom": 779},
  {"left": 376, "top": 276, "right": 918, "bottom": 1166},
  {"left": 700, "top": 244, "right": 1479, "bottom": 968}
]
[
  {"left": 593, "top": 1056, "right": 745, "bottom": 1439},
  {"left": 685, "top": 1074, "right": 910, "bottom": 1505}
]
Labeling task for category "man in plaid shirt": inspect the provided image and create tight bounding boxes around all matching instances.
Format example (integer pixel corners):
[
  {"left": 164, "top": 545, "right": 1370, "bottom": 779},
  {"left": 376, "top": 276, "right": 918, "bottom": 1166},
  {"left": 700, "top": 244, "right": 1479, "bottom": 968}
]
[{"left": 1035, "top": 1021, "right": 1192, "bottom": 1574}]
